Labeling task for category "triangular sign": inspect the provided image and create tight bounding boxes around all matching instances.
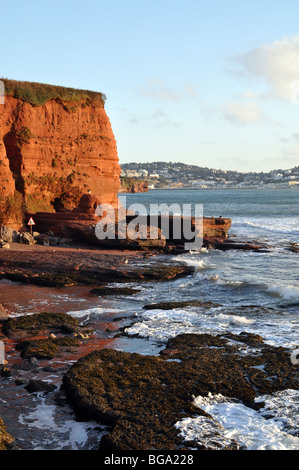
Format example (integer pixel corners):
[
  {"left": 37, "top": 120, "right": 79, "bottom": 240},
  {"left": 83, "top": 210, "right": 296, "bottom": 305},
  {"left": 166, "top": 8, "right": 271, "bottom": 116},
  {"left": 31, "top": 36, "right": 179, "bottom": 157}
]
[{"left": 28, "top": 217, "right": 35, "bottom": 225}]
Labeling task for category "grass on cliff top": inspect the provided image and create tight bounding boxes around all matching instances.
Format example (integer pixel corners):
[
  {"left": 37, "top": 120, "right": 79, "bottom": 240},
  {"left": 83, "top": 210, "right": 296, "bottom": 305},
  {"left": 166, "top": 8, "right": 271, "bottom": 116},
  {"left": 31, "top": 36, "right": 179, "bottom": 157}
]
[{"left": 1, "top": 78, "right": 106, "bottom": 107}]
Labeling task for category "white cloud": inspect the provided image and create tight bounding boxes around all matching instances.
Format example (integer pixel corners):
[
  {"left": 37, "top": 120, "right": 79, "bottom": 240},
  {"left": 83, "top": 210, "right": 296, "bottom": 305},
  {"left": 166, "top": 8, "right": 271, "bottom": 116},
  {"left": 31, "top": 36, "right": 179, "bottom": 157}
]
[
  {"left": 112, "top": 106, "right": 141, "bottom": 124},
  {"left": 150, "top": 108, "right": 181, "bottom": 127},
  {"left": 139, "top": 78, "right": 180, "bottom": 101},
  {"left": 138, "top": 79, "right": 199, "bottom": 102},
  {"left": 235, "top": 90, "right": 262, "bottom": 100},
  {"left": 224, "top": 101, "right": 263, "bottom": 124},
  {"left": 232, "top": 35, "right": 299, "bottom": 102}
]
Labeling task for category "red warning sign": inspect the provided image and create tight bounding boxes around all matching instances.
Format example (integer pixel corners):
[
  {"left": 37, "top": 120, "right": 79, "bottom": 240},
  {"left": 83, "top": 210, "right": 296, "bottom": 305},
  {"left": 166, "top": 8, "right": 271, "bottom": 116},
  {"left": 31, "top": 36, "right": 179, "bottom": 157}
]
[{"left": 28, "top": 217, "right": 35, "bottom": 226}]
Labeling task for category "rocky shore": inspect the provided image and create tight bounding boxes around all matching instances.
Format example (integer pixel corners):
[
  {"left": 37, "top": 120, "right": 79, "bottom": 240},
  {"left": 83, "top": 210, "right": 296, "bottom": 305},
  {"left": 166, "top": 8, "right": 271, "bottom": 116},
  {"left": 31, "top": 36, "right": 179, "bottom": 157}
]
[
  {"left": 0, "top": 242, "right": 196, "bottom": 450},
  {"left": 0, "top": 216, "right": 296, "bottom": 450},
  {"left": 1, "top": 192, "right": 274, "bottom": 259},
  {"left": 0, "top": 297, "right": 298, "bottom": 450},
  {"left": 63, "top": 331, "right": 298, "bottom": 450},
  {"left": 0, "top": 242, "right": 195, "bottom": 288}
]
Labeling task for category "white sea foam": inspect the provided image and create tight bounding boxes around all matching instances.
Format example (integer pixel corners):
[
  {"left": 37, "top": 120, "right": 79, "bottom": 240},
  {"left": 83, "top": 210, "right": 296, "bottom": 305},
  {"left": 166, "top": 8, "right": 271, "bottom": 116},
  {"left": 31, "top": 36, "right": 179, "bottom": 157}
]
[
  {"left": 256, "top": 389, "right": 299, "bottom": 436},
  {"left": 232, "top": 218, "right": 299, "bottom": 236},
  {"left": 18, "top": 396, "right": 104, "bottom": 450},
  {"left": 267, "top": 285, "right": 299, "bottom": 301},
  {"left": 175, "top": 391, "right": 299, "bottom": 450},
  {"left": 195, "top": 260, "right": 209, "bottom": 271},
  {"left": 208, "top": 274, "right": 244, "bottom": 287},
  {"left": 67, "top": 307, "right": 123, "bottom": 319},
  {"left": 175, "top": 255, "right": 212, "bottom": 272},
  {"left": 175, "top": 415, "right": 238, "bottom": 450},
  {"left": 125, "top": 306, "right": 256, "bottom": 343},
  {"left": 125, "top": 302, "right": 298, "bottom": 350},
  {"left": 217, "top": 313, "right": 254, "bottom": 325}
]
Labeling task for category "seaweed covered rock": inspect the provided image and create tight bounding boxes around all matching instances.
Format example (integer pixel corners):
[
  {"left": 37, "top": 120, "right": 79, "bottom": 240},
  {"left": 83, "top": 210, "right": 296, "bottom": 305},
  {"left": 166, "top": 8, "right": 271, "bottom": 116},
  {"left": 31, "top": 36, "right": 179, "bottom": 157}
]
[
  {"left": 143, "top": 300, "right": 219, "bottom": 310},
  {"left": 162, "top": 332, "right": 298, "bottom": 397},
  {"left": 17, "top": 337, "right": 59, "bottom": 359},
  {"left": 0, "top": 417, "right": 14, "bottom": 450},
  {"left": 143, "top": 264, "right": 195, "bottom": 281},
  {"left": 62, "top": 348, "right": 212, "bottom": 450},
  {"left": 1, "top": 312, "right": 91, "bottom": 361},
  {"left": 16, "top": 336, "right": 81, "bottom": 359},
  {"left": 90, "top": 286, "right": 141, "bottom": 296},
  {"left": 2, "top": 312, "right": 79, "bottom": 337},
  {"left": 62, "top": 332, "right": 299, "bottom": 450}
]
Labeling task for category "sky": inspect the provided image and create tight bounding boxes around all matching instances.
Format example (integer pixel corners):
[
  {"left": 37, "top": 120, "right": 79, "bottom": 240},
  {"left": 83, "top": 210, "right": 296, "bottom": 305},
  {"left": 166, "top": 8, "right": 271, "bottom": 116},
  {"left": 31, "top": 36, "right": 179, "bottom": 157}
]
[{"left": 1, "top": 0, "right": 299, "bottom": 172}]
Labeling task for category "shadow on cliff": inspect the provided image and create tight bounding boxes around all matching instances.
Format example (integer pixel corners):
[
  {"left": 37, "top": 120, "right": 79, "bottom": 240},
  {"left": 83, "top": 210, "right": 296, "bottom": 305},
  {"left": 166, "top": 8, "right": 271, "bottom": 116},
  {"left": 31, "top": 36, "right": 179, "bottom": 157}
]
[{"left": 3, "top": 131, "right": 25, "bottom": 196}]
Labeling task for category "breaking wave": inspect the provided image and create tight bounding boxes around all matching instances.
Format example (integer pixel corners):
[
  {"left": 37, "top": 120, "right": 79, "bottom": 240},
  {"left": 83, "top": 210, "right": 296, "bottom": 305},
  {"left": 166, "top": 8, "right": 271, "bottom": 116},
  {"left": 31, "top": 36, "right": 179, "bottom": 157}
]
[{"left": 176, "top": 390, "right": 299, "bottom": 450}]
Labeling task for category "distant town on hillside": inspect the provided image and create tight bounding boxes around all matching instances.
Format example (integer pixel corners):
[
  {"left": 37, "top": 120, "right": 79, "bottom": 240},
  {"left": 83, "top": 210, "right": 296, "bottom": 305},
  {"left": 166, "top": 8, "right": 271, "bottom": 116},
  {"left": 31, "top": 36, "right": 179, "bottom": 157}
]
[{"left": 121, "top": 162, "right": 299, "bottom": 189}]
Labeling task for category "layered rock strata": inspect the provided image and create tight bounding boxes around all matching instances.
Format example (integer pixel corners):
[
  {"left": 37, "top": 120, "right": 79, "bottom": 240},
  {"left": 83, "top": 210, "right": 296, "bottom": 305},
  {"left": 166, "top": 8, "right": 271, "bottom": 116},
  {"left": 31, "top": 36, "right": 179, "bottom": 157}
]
[
  {"left": 24, "top": 194, "right": 232, "bottom": 251},
  {"left": 0, "top": 81, "right": 120, "bottom": 227}
]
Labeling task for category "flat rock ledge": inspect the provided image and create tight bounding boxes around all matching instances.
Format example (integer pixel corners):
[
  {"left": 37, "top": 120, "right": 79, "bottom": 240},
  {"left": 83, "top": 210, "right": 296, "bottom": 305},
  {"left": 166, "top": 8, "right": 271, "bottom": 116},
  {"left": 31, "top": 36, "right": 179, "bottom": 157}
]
[
  {"left": 0, "top": 246, "right": 195, "bottom": 287},
  {"left": 62, "top": 332, "right": 299, "bottom": 451}
]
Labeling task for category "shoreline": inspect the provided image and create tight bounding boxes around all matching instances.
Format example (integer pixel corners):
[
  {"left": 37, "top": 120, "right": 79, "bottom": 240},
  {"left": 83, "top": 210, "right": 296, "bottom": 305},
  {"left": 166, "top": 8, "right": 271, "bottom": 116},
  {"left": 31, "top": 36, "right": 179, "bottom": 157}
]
[
  {"left": 0, "top": 242, "right": 298, "bottom": 451},
  {"left": 140, "top": 185, "right": 299, "bottom": 191}
]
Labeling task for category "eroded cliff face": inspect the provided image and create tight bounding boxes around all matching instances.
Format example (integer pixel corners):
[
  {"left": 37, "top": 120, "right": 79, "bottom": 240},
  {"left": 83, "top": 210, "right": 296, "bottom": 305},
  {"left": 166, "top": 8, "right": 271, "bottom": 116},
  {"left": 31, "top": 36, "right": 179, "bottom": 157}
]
[{"left": 0, "top": 92, "right": 120, "bottom": 227}]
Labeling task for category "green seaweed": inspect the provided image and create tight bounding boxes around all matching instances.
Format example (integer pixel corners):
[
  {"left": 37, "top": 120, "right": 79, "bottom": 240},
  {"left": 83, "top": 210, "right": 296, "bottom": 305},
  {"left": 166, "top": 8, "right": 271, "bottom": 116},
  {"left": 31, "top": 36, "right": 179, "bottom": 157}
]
[
  {"left": 62, "top": 332, "right": 299, "bottom": 450},
  {"left": 0, "top": 418, "right": 14, "bottom": 450},
  {"left": 2, "top": 312, "right": 79, "bottom": 336}
]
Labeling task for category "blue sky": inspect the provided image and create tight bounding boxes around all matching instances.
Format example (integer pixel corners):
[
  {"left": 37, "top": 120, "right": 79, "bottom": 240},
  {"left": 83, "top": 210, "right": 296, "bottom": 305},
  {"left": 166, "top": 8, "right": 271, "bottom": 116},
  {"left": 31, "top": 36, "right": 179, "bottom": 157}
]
[{"left": 1, "top": 0, "right": 299, "bottom": 172}]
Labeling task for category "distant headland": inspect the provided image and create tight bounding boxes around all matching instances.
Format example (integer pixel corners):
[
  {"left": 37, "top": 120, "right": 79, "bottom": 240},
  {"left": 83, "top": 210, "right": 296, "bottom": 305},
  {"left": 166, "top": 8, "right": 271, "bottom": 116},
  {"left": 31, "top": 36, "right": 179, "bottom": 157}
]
[{"left": 121, "top": 161, "right": 299, "bottom": 190}]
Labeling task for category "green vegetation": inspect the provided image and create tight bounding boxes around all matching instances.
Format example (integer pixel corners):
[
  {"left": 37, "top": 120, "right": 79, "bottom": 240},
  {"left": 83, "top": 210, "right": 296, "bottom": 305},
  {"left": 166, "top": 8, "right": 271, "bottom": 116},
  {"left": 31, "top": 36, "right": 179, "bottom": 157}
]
[
  {"left": 1, "top": 78, "right": 106, "bottom": 107},
  {"left": 24, "top": 172, "right": 82, "bottom": 210},
  {"left": 0, "top": 169, "right": 83, "bottom": 223},
  {"left": 0, "top": 192, "right": 25, "bottom": 225},
  {"left": 11, "top": 125, "right": 34, "bottom": 146},
  {"left": 120, "top": 176, "right": 148, "bottom": 192},
  {"left": 51, "top": 157, "right": 58, "bottom": 168},
  {"left": 23, "top": 194, "right": 54, "bottom": 214}
]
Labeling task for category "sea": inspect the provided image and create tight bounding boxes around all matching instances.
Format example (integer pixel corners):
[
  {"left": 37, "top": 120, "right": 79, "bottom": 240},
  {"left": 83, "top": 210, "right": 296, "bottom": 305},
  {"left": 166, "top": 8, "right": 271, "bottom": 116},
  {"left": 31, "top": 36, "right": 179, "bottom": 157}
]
[{"left": 0, "top": 186, "right": 298, "bottom": 451}]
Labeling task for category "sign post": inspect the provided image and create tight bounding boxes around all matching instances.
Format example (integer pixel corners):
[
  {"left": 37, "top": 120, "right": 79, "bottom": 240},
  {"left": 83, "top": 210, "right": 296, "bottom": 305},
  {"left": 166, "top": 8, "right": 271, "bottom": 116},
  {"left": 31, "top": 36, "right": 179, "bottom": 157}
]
[{"left": 27, "top": 217, "right": 35, "bottom": 235}]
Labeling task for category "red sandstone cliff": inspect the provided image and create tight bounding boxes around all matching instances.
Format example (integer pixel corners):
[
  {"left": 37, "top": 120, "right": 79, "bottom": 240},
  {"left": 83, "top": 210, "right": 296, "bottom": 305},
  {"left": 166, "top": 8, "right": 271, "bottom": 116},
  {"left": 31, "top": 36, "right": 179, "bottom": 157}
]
[{"left": 0, "top": 81, "right": 120, "bottom": 227}]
